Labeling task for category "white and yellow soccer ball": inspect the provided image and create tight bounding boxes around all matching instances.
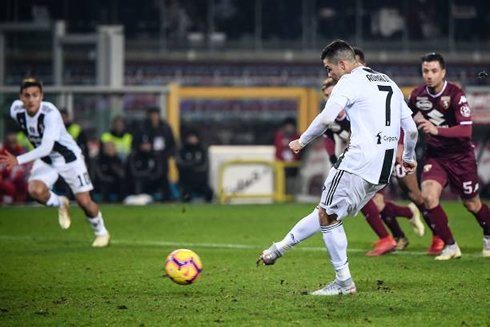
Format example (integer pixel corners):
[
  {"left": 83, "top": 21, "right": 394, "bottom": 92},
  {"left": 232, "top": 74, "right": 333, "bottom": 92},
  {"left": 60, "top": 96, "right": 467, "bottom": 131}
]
[{"left": 164, "top": 249, "right": 202, "bottom": 285}]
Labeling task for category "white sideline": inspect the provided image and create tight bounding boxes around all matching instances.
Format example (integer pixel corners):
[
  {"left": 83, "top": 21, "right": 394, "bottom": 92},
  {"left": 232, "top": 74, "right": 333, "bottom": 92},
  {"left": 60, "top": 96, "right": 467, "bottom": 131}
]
[{"left": 0, "top": 234, "right": 483, "bottom": 257}]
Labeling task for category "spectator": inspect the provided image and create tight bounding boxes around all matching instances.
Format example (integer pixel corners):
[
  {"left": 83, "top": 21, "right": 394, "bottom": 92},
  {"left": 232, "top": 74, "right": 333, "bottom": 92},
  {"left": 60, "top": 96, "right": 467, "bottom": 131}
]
[
  {"left": 274, "top": 117, "right": 301, "bottom": 194},
  {"left": 101, "top": 116, "right": 133, "bottom": 162},
  {"left": 176, "top": 131, "right": 213, "bottom": 202},
  {"left": 134, "top": 108, "right": 176, "bottom": 201},
  {"left": 0, "top": 131, "right": 29, "bottom": 204},
  {"left": 128, "top": 135, "right": 164, "bottom": 197},
  {"left": 93, "top": 141, "right": 126, "bottom": 202},
  {"left": 59, "top": 108, "right": 89, "bottom": 159},
  {"left": 274, "top": 117, "right": 301, "bottom": 163}
]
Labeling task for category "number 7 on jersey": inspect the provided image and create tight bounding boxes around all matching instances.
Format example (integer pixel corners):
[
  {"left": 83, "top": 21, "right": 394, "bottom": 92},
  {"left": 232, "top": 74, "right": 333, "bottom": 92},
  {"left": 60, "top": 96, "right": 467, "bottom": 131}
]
[{"left": 378, "top": 85, "right": 393, "bottom": 126}]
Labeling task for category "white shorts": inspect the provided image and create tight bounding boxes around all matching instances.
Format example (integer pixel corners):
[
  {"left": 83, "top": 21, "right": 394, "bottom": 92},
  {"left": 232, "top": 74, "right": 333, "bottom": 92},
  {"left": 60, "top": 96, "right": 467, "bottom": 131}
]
[
  {"left": 319, "top": 168, "right": 385, "bottom": 220},
  {"left": 29, "top": 158, "right": 94, "bottom": 194}
]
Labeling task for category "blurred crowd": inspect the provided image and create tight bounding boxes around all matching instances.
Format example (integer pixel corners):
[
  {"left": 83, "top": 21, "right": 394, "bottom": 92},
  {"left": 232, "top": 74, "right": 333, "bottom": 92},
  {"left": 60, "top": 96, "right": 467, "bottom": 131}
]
[{"left": 0, "top": 108, "right": 213, "bottom": 204}]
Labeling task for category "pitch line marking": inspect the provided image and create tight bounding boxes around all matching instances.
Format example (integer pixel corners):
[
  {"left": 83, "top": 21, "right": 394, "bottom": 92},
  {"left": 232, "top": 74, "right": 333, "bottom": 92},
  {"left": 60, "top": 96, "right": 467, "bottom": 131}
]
[{"left": 0, "top": 235, "right": 484, "bottom": 257}]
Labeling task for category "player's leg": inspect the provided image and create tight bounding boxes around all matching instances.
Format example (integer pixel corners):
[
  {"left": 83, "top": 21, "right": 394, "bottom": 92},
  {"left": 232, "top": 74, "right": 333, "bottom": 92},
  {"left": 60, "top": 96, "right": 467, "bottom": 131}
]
[
  {"left": 259, "top": 207, "right": 321, "bottom": 265},
  {"left": 362, "top": 194, "right": 397, "bottom": 255},
  {"left": 73, "top": 191, "right": 110, "bottom": 247},
  {"left": 421, "top": 159, "right": 460, "bottom": 259},
  {"left": 422, "top": 179, "right": 461, "bottom": 260},
  {"left": 372, "top": 192, "right": 407, "bottom": 244},
  {"left": 312, "top": 169, "right": 385, "bottom": 295},
  {"left": 360, "top": 198, "right": 391, "bottom": 240},
  {"left": 397, "top": 166, "right": 439, "bottom": 237},
  {"left": 461, "top": 196, "right": 490, "bottom": 257},
  {"left": 60, "top": 159, "right": 110, "bottom": 247},
  {"left": 28, "top": 160, "right": 71, "bottom": 229},
  {"left": 449, "top": 155, "right": 490, "bottom": 257}
]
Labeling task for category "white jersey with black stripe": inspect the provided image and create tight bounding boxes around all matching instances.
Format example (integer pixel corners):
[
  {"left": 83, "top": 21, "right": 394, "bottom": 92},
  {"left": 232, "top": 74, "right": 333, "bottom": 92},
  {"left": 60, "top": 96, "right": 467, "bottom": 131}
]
[
  {"left": 10, "top": 100, "right": 82, "bottom": 167},
  {"left": 322, "top": 67, "right": 412, "bottom": 184}
]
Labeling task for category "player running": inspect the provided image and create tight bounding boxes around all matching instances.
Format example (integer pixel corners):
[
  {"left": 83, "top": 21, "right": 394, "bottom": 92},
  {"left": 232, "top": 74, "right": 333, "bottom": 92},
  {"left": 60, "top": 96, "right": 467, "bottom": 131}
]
[
  {"left": 258, "top": 40, "right": 418, "bottom": 295},
  {"left": 408, "top": 53, "right": 490, "bottom": 259},
  {"left": 0, "top": 78, "right": 110, "bottom": 247}
]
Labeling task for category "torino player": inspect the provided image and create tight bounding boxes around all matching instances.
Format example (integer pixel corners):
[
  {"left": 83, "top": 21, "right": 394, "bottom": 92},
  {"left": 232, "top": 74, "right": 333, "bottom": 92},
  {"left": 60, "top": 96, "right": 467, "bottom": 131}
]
[
  {"left": 322, "top": 77, "right": 423, "bottom": 253},
  {"left": 409, "top": 53, "right": 490, "bottom": 259},
  {"left": 258, "top": 40, "right": 418, "bottom": 296},
  {"left": 0, "top": 78, "right": 110, "bottom": 247}
]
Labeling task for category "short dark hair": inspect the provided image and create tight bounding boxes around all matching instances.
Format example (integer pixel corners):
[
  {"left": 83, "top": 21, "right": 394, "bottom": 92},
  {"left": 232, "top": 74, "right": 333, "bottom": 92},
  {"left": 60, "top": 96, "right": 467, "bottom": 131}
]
[
  {"left": 353, "top": 47, "right": 365, "bottom": 65},
  {"left": 283, "top": 117, "right": 296, "bottom": 127},
  {"left": 321, "top": 78, "right": 337, "bottom": 90},
  {"left": 421, "top": 52, "right": 445, "bottom": 69},
  {"left": 20, "top": 78, "right": 43, "bottom": 94},
  {"left": 321, "top": 39, "right": 356, "bottom": 63}
]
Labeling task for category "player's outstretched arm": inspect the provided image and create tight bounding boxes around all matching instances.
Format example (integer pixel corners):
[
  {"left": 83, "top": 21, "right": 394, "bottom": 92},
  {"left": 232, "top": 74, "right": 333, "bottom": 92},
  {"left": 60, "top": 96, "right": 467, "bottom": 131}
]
[{"left": 294, "top": 101, "right": 344, "bottom": 153}]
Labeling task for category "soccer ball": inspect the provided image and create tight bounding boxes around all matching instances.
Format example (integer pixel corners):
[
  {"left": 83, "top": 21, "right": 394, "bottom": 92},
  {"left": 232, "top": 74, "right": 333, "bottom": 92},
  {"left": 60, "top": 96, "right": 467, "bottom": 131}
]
[{"left": 164, "top": 249, "right": 202, "bottom": 285}]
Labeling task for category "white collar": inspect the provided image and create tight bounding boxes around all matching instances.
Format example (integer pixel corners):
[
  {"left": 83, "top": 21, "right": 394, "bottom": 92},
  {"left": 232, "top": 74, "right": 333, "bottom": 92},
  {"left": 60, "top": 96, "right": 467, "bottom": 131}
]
[{"left": 426, "top": 80, "right": 447, "bottom": 98}]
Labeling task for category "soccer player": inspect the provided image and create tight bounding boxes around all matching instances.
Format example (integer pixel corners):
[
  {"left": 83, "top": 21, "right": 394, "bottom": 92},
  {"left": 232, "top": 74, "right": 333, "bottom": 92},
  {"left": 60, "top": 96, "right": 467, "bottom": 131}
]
[
  {"left": 322, "top": 77, "right": 423, "bottom": 253},
  {"left": 409, "top": 53, "right": 490, "bottom": 259},
  {"left": 0, "top": 78, "right": 110, "bottom": 247},
  {"left": 259, "top": 40, "right": 418, "bottom": 295}
]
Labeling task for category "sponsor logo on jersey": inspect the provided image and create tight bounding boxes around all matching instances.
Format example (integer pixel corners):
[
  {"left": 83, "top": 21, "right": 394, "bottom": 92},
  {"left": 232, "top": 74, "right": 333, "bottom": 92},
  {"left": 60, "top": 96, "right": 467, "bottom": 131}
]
[
  {"left": 440, "top": 96, "right": 451, "bottom": 110},
  {"left": 459, "top": 95, "right": 467, "bottom": 105},
  {"left": 427, "top": 110, "right": 446, "bottom": 126},
  {"left": 460, "top": 105, "right": 471, "bottom": 117},
  {"left": 416, "top": 99, "right": 433, "bottom": 110},
  {"left": 376, "top": 132, "right": 398, "bottom": 144}
]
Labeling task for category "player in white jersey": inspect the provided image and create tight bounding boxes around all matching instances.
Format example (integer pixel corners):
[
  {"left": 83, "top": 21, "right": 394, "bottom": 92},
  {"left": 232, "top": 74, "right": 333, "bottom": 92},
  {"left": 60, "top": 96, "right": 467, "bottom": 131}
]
[
  {"left": 0, "top": 78, "right": 110, "bottom": 247},
  {"left": 258, "top": 40, "right": 418, "bottom": 296}
]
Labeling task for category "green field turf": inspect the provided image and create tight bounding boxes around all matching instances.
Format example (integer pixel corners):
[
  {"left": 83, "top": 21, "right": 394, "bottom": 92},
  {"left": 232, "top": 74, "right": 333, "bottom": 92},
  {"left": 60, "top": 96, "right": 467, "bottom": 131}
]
[{"left": 0, "top": 202, "right": 488, "bottom": 326}]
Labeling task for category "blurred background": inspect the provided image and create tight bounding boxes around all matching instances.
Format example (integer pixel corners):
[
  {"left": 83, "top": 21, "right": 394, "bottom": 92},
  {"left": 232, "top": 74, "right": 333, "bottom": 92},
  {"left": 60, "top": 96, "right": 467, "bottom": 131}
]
[{"left": 0, "top": 0, "right": 489, "bottom": 204}]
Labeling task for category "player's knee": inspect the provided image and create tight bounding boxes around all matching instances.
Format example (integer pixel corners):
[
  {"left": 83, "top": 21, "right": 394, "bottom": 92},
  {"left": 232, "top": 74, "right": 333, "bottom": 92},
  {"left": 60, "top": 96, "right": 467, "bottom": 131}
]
[
  {"left": 422, "top": 192, "right": 439, "bottom": 209},
  {"left": 318, "top": 207, "right": 336, "bottom": 226},
  {"left": 27, "top": 181, "right": 46, "bottom": 199},
  {"left": 462, "top": 199, "right": 480, "bottom": 213}
]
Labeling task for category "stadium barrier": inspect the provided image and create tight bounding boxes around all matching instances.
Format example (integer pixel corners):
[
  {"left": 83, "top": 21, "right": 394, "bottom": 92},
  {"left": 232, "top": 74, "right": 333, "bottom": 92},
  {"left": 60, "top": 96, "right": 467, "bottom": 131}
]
[{"left": 217, "top": 159, "right": 299, "bottom": 204}]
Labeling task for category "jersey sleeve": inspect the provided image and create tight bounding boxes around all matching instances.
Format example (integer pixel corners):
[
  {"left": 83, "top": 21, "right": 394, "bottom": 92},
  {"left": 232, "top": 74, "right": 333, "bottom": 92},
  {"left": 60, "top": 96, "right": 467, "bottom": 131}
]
[
  {"left": 452, "top": 89, "right": 472, "bottom": 125},
  {"left": 10, "top": 100, "right": 23, "bottom": 119}
]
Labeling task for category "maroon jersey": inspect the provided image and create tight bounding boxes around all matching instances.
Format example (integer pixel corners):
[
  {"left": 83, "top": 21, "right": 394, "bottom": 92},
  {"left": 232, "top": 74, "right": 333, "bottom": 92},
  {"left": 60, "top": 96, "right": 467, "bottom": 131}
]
[{"left": 408, "top": 81, "right": 473, "bottom": 157}]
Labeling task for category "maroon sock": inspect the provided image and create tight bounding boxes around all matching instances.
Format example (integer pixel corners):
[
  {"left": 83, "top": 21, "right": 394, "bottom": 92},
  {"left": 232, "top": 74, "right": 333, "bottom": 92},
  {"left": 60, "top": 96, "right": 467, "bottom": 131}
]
[
  {"left": 427, "top": 205, "right": 454, "bottom": 245},
  {"left": 472, "top": 202, "right": 490, "bottom": 236},
  {"left": 417, "top": 202, "right": 437, "bottom": 235},
  {"left": 392, "top": 202, "right": 412, "bottom": 218},
  {"left": 380, "top": 202, "right": 405, "bottom": 239},
  {"left": 361, "top": 200, "right": 389, "bottom": 238}
]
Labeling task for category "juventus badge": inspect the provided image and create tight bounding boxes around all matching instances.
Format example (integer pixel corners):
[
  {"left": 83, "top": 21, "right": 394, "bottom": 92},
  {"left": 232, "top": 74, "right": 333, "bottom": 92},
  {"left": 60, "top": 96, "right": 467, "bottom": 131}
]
[{"left": 440, "top": 96, "right": 451, "bottom": 110}]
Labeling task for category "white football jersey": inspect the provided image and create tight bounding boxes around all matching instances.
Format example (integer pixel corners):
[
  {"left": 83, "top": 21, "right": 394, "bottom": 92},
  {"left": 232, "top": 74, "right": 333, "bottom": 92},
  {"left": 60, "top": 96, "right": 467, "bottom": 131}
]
[
  {"left": 326, "top": 66, "right": 412, "bottom": 184},
  {"left": 10, "top": 100, "right": 82, "bottom": 167}
]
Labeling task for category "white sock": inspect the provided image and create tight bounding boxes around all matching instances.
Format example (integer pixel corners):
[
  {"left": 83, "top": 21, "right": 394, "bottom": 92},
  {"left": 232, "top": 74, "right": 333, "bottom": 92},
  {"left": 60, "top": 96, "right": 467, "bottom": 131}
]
[
  {"left": 275, "top": 208, "right": 320, "bottom": 254},
  {"left": 87, "top": 212, "right": 108, "bottom": 236},
  {"left": 320, "top": 221, "right": 351, "bottom": 282},
  {"left": 46, "top": 192, "right": 62, "bottom": 208}
]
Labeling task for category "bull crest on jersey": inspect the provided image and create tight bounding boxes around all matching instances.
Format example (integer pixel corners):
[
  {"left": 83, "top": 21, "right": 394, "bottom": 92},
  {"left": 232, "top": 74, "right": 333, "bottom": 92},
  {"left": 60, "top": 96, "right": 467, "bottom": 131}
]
[{"left": 440, "top": 96, "right": 451, "bottom": 110}]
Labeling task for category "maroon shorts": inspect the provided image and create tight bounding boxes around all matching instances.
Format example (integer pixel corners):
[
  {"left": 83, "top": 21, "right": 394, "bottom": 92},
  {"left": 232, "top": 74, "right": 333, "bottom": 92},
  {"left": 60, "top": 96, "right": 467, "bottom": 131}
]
[{"left": 422, "top": 151, "right": 479, "bottom": 199}]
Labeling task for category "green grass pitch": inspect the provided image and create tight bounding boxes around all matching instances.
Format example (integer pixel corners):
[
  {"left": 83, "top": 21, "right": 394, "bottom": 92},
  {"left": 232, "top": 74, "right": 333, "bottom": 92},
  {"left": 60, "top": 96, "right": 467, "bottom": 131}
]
[{"left": 0, "top": 202, "right": 489, "bottom": 326}]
